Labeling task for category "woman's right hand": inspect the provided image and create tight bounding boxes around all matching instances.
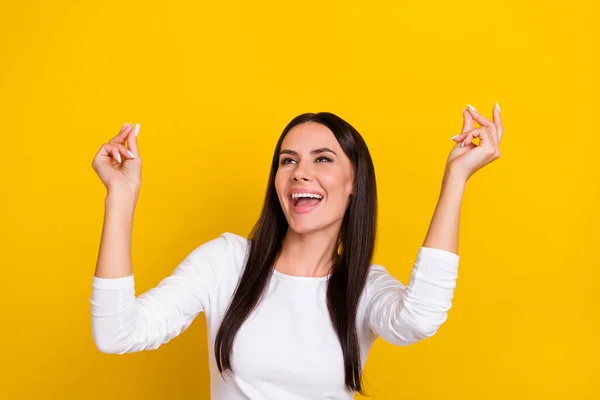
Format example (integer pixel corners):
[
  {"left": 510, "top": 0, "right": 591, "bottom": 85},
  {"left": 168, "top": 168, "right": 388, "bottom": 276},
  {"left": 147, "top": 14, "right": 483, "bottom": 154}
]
[{"left": 92, "top": 123, "right": 142, "bottom": 196}]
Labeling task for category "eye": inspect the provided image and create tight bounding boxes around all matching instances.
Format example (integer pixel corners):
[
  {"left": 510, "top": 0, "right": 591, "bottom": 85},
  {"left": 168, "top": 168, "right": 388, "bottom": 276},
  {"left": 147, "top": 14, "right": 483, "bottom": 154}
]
[{"left": 280, "top": 156, "right": 332, "bottom": 165}]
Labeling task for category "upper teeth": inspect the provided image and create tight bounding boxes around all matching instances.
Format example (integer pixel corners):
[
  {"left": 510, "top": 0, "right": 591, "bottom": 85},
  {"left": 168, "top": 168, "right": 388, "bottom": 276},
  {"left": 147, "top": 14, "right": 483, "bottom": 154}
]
[{"left": 291, "top": 193, "right": 323, "bottom": 200}]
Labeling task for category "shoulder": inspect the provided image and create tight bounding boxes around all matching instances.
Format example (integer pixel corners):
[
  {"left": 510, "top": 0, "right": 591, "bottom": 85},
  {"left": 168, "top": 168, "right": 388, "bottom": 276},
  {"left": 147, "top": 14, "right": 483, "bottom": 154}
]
[
  {"left": 359, "top": 264, "right": 405, "bottom": 324},
  {"left": 186, "top": 231, "right": 249, "bottom": 258},
  {"left": 366, "top": 263, "right": 403, "bottom": 285},
  {"left": 356, "top": 264, "right": 404, "bottom": 341},
  {"left": 220, "top": 231, "right": 250, "bottom": 249},
  {"left": 176, "top": 232, "right": 250, "bottom": 293},
  {"left": 181, "top": 232, "right": 250, "bottom": 278},
  {"left": 219, "top": 232, "right": 251, "bottom": 263},
  {"left": 367, "top": 263, "right": 392, "bottom": 278},
  {"left": 362, "top": 264, "right": 406, "bottom": 307}
]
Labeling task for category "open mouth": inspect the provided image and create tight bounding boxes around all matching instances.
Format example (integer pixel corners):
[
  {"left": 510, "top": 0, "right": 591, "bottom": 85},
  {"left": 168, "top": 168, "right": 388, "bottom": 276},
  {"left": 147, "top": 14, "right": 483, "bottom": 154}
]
[{"left": 289, "top": 193, "right": 323, "bottom": 214}]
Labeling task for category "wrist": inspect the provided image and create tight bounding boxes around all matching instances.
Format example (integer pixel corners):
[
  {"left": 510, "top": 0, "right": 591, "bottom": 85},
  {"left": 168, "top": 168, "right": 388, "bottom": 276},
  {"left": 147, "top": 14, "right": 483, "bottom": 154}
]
[
  {"left": 442, "top": 168, "right": 467, "bottom": 191},
  {"left": 106, "top": 187, "right": 139, "bottom": 204}
]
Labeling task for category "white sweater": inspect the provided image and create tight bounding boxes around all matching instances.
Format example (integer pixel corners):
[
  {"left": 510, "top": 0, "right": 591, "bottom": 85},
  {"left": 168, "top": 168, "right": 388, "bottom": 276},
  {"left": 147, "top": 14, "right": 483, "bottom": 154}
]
[{"left": 90, "top": 232, "right": 460, "bottom": 399}]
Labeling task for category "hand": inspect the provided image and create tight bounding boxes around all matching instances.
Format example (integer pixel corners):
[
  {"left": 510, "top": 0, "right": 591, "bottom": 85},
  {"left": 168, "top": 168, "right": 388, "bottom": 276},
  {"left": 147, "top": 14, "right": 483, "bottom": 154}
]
[
  {"left": 446, "top": 104, "right": 503, "bottom": 182},
  {"left": 92, "top": 123, "right": 142, "bottom": 196}
]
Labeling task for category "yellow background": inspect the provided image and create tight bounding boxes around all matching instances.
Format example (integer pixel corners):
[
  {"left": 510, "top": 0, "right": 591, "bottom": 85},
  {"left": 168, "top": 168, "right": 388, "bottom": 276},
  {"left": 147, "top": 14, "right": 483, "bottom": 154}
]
[{"left": 1, "top": 0, "right": 598, "bottom": 398}]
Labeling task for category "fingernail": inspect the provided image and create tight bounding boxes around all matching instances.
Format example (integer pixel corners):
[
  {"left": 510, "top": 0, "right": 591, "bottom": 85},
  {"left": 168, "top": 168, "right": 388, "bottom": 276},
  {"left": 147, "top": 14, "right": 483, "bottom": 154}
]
[
  {"left": 117, "top": 153, "right": 121, "bottom": 163},
  {"left": 495, "top": 102, "right": 501, "bottom": 112},
  {"left": 461, "top": 139, "right": 465, "bottom": 147},
  {"left": 467, "top": 104, "right": 477, "bottom": 111},
  {"left": 450, "top": 134, "right": 460, "bottom": 140},
  {"left": 134, "top": 123, "right": 140, "bottom": 137},
  {"left": 127, "top": 150, "right": 136, "bottom": 158}
]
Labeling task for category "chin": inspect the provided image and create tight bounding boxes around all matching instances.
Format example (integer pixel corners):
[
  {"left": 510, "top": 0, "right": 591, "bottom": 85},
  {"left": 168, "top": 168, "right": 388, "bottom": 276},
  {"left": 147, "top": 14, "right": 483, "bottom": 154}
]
[
  {"left": 286, "top": 221, "right": 318, "bottom": 234},
  {"left": 286, "top": 217, "right": 340, "bottom": 236}
]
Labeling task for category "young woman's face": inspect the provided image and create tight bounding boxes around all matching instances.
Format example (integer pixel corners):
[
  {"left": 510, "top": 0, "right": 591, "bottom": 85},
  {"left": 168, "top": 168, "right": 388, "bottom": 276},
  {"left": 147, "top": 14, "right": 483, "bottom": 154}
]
[{"left": 275, "top": 122, "right": 355, "bottom": 234}]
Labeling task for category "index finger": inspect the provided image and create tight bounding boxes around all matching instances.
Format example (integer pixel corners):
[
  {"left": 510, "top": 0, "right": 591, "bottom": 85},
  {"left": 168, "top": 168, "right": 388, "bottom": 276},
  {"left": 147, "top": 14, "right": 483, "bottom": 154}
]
[
  {"left": 462, "top": 107, "right": 474, "bottom": 133},
  {"left": 109, "top": 123, "right": 134, "bottom": 145},
  {"left": 466, "top": 104, "right": 494, "bottom": 128}
]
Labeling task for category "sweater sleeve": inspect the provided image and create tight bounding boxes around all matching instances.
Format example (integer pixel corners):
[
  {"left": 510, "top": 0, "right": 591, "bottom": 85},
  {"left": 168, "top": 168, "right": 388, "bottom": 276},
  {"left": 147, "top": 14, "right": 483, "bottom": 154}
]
[
  {"left": 90, "top": 233, "right": 230, "bottom": 354},
  {"left": 366, "top": 246, "right": 460, "bottom": 346}
]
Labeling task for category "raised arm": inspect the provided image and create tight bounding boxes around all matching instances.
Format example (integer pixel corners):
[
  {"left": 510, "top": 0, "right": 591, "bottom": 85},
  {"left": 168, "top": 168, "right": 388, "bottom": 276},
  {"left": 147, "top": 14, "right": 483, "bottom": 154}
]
[
  {"left": 367, "top": 102, "right": 502, "bottom": 346},
  {"left": 367, "top": 168, "right": 463, "bottom": 346},
  {"left": 90, "top": 123, "right": 229, "bottom": 354}
]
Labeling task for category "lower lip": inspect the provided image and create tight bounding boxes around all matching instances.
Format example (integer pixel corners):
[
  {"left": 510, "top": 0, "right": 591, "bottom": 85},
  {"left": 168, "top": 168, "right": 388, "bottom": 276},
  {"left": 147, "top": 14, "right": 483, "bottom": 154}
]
[{"left": 290, "top": 199, "right": 323, "bottom": 214}]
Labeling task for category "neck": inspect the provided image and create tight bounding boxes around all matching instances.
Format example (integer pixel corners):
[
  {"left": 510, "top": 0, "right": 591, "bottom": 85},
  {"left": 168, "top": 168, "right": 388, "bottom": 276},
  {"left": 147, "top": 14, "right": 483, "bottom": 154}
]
[{"left": 276, "top": 225, "right": 340, "bottom": 277}]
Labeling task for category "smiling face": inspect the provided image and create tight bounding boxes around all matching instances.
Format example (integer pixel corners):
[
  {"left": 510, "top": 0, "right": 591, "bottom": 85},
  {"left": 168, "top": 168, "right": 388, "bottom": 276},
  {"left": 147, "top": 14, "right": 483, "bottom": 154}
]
[{"left": 275, "top": 121, "right": 355, "bottom": 234}]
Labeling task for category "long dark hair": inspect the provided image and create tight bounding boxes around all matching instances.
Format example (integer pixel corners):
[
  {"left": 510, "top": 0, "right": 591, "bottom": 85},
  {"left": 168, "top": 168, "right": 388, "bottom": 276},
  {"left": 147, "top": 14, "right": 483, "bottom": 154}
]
[{"left": 214, "top": 112, "right": 377, "bottom": 395}]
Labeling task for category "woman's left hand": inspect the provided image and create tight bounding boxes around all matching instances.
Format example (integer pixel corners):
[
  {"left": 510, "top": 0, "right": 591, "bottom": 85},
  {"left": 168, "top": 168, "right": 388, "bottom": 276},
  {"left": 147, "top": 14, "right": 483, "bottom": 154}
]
[{"left": 446, "top": 103, "right": 504, "bottom": 182}]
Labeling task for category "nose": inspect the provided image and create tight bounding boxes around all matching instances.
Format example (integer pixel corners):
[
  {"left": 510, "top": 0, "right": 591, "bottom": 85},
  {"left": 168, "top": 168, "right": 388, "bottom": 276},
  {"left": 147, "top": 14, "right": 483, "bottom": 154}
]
[
  {"left": 292, "top": 166, "right": 311, "bottom": 182},
  {"left": 293, "top": 173, "right": 310, "bottom": 182}
]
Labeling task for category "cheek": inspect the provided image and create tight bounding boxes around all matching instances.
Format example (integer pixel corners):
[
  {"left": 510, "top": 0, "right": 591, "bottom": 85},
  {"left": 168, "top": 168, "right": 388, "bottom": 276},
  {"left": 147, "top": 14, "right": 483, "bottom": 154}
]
[
  {"left": 319, "top": 170, "right": 348, "bottom": 195},
  {"left": 275, "top": 170, "right": 288, "bottom": 199}
]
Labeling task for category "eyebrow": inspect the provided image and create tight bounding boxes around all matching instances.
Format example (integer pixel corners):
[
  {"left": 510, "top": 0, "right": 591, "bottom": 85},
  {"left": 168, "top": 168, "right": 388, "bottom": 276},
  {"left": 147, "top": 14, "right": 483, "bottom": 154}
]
[{"left": 279, "top": 147, "right": 337, "bottom": 157}]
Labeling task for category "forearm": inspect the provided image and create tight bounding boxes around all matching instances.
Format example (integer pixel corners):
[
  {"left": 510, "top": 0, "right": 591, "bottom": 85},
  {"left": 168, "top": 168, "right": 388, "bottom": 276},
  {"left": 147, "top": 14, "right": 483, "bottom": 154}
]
[
  {"left": 94, "top": 191, "right": 138, "bottom": 278},
  {"left": 421, "top": 170, "right": 466, "bottom": 254}
]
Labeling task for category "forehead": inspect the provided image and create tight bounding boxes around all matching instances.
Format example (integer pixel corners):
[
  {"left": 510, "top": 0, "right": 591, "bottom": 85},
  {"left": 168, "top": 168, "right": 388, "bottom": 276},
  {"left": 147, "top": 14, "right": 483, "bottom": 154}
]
[{"left": 281, "top": 122, "right": 339, "bottom": 151}]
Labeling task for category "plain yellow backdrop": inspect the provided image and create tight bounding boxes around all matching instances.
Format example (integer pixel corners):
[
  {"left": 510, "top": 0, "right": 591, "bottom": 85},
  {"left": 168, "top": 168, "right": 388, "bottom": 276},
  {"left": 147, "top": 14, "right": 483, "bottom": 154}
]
[{"left": 0, "top": 0, "right": 598, "bottom": 398}]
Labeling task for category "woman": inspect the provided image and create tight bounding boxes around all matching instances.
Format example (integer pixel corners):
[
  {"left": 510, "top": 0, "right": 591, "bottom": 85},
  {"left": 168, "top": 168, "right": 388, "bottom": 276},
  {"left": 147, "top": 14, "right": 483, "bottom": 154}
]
[{"left": 90, "top": 106, "right": 503, "bottom": 399}]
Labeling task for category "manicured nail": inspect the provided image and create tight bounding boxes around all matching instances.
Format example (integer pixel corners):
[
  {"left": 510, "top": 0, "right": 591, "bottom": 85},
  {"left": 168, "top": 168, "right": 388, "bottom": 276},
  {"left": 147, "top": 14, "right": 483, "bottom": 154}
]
[
  {"left": 467, "top": 104, "right": 477, "bottom": 111},
  {"left": 117, "top": 152, "right": 121, "bottom": 163},
  {"left": 461, "top": 139, "right": 465, "bottom": 147},
  {"left": 127, "top": 150, "right": 136, "bottom": 158},
  {"left": 495, "top": 102, "right": 501, "bottom": 112},
  {"left": 134, "top": 123, "right": 140, "bottom": 137},
  {"left": 450, "top": 134, "right": 460, "bottom": 140}
]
